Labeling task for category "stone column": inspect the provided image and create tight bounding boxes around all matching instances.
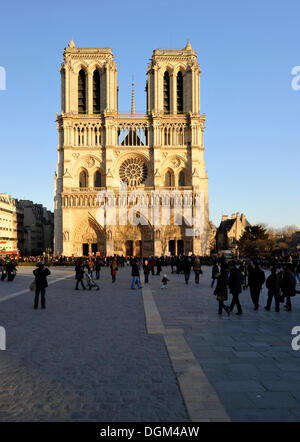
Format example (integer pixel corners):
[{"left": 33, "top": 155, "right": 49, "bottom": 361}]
[
  {"left": 154, "top": 66, "right": 158, "bottom": 112},
  {"left": 106, "top": 65, "right": 110, "bottom": 111},
  {"left": 65, "top": 66, "right": 70, "bottom": 113},
  {"left": 171, "top": 72, "right": 176, "bottom": 114}
]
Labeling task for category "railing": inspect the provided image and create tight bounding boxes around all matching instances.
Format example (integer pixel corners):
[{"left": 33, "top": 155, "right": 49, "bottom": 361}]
[
  {"left": 71, "top": 187, "right": 105, "bottom": 192},
  {"left": 62, "top": 187, "right": 196, "bottom": 209}
]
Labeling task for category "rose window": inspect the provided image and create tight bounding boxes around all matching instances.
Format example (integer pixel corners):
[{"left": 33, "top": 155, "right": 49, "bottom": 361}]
[{"left": 119, "top": 158, "right": 147, "bottom": 186}]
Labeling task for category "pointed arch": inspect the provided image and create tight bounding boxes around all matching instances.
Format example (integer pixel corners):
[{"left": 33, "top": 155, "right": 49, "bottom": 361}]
[
  {"left": 178, "top": 169, "right": 185, "bottom": 186},
  {"left": 164, "top": 169, "right": 174, "bottom": 187},
  {"left": 93, "top": 169, "right": 101, "bottom": 188},
  {"left": 79, "top": 169, "right": 88, "bottom": 188}
]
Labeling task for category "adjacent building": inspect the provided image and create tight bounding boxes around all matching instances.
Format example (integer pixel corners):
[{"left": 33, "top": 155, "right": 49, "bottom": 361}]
[
  {"left": 0, "top": 194, "right": 24, "bottom": 255},
  {"left": 0, "top": 195, "right": 54, "bottom": 256},
  {"left": 19, "top": 200, "right": 54, "bottom": 256},
  {"left": 216, "top": 212, "right": 250, "bottom": 252}
]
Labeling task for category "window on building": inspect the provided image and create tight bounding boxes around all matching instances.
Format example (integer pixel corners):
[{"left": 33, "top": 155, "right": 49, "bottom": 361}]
[
  {"left": 178, "top": 170, "right": 185, "bottom": 186},
  {"left": 94, "top": 170, "right": 101, "bottom": 188},
  {"left": 79, "top": 170, "right": 88, "bottom": 188},
  {"left": 165, "top": 170, "right": 174, "bottom": 187},
  {"left": 78, "top": 69, "right": 86, "bottom": 114},
  {"left": 177, "top": 71, "right": 183, "bottom": 113},
  {"left": 93, "top": 70, "right": 100, "bottom": 114},
  {"left": 163, "top": 71, "right": 170, "bottom": 114}
]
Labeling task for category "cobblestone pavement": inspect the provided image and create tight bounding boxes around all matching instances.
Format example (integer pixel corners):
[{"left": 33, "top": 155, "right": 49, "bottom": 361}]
[
  {"left": 0, "top": 266, "right": 188, "bottom": 422},
  {"left": 152, "top": 266, "right": 300, "bottom": 422},
  {"left": 0, "top": 265, "right": 300, "bottom": 422}
]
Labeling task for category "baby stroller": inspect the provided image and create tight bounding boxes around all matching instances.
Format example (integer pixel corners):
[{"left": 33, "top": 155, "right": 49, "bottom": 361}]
[{"left": 85, "top": 272, "right": 100, "bottom": 291}]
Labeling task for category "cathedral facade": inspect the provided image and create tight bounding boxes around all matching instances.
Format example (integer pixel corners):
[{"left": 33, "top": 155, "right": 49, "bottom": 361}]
[{"left": 54, "top": 40, "right": 210, "bottom": 257}]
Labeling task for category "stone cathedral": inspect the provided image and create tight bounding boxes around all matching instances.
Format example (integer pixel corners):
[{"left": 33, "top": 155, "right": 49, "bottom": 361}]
[{"left": 54, "top": 40, "right": 210, "bottom": 257}]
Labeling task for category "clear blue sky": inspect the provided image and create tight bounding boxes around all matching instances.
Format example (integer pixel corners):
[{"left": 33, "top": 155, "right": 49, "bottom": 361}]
[{"left": 0, "top": 0, "right": 299, "bottom": 229}]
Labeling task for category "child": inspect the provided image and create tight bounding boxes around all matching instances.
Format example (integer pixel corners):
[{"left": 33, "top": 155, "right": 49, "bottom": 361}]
[{"left": 161, "top": 274, "right": 170, "bottom": 289}]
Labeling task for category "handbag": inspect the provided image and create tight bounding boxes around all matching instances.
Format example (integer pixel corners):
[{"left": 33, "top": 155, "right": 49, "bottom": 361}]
[{"left": 29, "top": 280, "right": 36, "bottom": 291}]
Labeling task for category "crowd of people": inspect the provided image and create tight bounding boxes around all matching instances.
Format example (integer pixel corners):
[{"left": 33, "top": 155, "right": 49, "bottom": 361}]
[
  {"left": 212, "top": 256, "right": 300, "bottom": 315},
  {"left": 0, "top": 258, "right": 17, "bottom": 281},
  {"left": 1, "top": 253, "right": 299, "bottom": 314},
  {"left": 72, "top": 255, "right": 205, "bottom": 291}
]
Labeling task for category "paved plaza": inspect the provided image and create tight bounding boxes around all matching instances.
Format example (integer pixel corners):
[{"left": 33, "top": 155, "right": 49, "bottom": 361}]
[{"left": 0, "top": 265, "right": 300, "bottom": 422}]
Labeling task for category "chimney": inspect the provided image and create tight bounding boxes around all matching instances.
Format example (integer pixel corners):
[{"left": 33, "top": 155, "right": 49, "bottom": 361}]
[
  {"left": 236, "top": 212, "right": 240, "bottom": 219},
  {"left": 231, "top": 213, "right": 236, "bottom": 219},
  {"left": 222, "top": 215, "right": 228, "bottom": 221}
]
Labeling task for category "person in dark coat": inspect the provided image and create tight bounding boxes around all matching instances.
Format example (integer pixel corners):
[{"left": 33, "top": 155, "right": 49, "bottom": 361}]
[
  {"left": 6, "top": 260, "right": 16, "bottom": 281},
  {"left": 170, "top": 256, "right": 176, "bottom": 273},
  {"left": 214, "top": 269, "right": 230, "bottom": 315},
  {"left": 75, "top": 259, "right": 86, "bottom": 290},
  {"left": 131, "top": 259, "right": 142, "bottom": 289},
  {"left": 280, "top": 264, "right": 296, "bottom": 311},
  {"left": 248, "top": 261, "right": 265, "bottom": 310},
  {"left": 265, "top": 267, "right": 281, "bottom": 312},
  {"left": 33, "top": 263, "right": 51, "bottom": 309},
  {"left": 228, "top": 264, "right": 243, "bottom": 315},
  {"left": 211, "top": 262, "right": 220, "bottom": 288},
  {"left": 95, "top": 258, "right": 101, "bottom": 280},
  {"left": 143, "top": 259, "right": 150, "bottom": 284},
  {"left": 156, "top": 258, "right": 162, "bottom": 276},
  {"left": 183, "top": 257, "right": 192, "bottom": 284},
  {"left": 150, "top": 257, "right": 155, "bottom": 276}
]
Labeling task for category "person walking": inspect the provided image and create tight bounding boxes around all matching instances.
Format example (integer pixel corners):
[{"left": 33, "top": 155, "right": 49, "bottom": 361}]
[
  {"left": 214, "top": 269, "right": 230, "bottom": 315},
  {"left": 143, "top": 259, "right": 150, "bottom": 284},
  {"left": 170, "top": 256, "right": 176, "bottom": 273},
  {"left": 110, "top": 259, "right": 118, "bottom": 283},
  {"left": 228, "top": 263, "right": 243, "bottom": 315},
  {"left": 150, "top": 257, "right": 155, "bottom": 276},
  {"left": 193, "top": 257, "right": 202, "bottom": 284},
  {"left": 280, "top": 264, "right": 296, "bottom": 311},
  {"left": 248, "top": 261, "right": 265, "bottom": 310},
  {"left": 33, "top": 263, "right": 51, "bottom": 309},
  {"left": 296, "top": 261, "right": 300, "bottom": 283},
  {"left": 211, "top": 262, "right": 220, "bottom": 288},
  {"left": 75, "top": 259, "right": 86, "bottom": 290},
  {"left": 156, "top": 258, "right": 162, "bottom": 276},
  {"left": 6, "top": 260, "right": 16, "bottom": 282},
  {"left": 0, "top": 258, "right": 5, "bottom": 280},
  {"left": 183, "top": 256, "right": 192, "bottom": 284},
  {"left": 265, "top": 267, "right": 281, "bottom": 312},
  {"left": 87, "top": 258, "right": 94, "bottom": 278},
  {"left": 95, "top": 257, "right": 101, "bottom": 280},
  {"left": 131, "top": 259, "right": 142, "bottom": 289}
]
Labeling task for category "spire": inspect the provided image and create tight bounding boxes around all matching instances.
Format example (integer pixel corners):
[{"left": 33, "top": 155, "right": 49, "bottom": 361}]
[
  {"left": 68, "top": 38, "right": 75, "bottom": 48},
  {"left": 131, "top": 76, "right": 135, "bottom": 115},
  {"left": 185, "top": 40, "right": 192, "bottom": 51}
]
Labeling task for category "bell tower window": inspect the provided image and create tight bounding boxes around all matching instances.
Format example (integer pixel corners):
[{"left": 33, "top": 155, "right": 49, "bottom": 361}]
[
  {"left": 163, "top": 71, "right": 170, "bottom": 114},
  {"left": 93, "top": 70, "right": 100, "bottom": 114},
  {"left": 78, "top": 69, "right": 86, "bottom": 114},
  {"left": 177, "top": 71, "right": 183, "bottom": 113}
]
